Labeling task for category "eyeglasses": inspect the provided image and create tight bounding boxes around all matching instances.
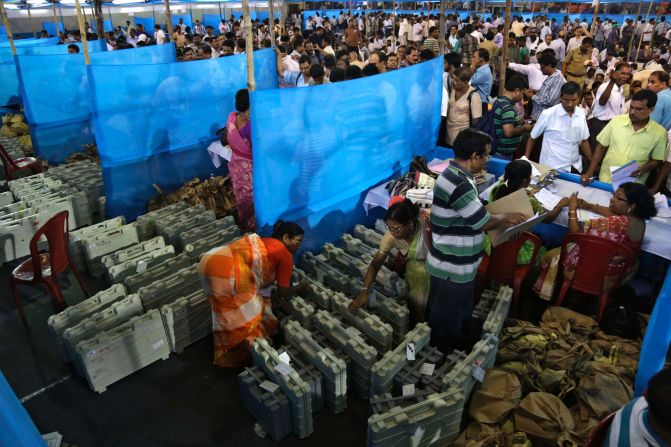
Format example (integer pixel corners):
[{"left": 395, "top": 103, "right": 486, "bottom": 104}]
[{"left": 387, "top": 223, "right": 409, "bottom": 233}]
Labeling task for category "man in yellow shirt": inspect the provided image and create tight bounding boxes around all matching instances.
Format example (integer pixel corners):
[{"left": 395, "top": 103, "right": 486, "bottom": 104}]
[{"left": 582, "top": 89, "right": 667, "bottom": 185}]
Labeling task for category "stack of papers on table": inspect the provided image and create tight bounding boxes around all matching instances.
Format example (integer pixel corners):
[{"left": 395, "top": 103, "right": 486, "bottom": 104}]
[
  {"left": 519, "top": 156, "right": 555, "bottom": 181},
  {"left": 534, "top": 188, "right": 562, "bottom": 210},
  {"left": 654, "top": 193, "right": 671, "bottom": 218},
  {"left": 610, "top": 161, "right": 639, "bottom": 191},
  {"left": 485, "top": 189, "right": 544, "bottom": 247}
]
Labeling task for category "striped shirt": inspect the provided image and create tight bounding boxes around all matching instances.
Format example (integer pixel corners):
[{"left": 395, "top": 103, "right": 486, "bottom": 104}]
[
  {"left": 605, "top": 397, "right": 667, "bottom": 447},
  {"left": 493, "top": 96, "right": 524, "bottom": 155},
  {"left": 426, "top": 162, "right": 491, "bottom": 283},
  {"left": 531, "top": 70, "right": 566, "bottom": 121}
]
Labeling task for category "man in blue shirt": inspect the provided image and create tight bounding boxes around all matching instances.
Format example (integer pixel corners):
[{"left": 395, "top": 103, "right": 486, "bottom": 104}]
[
  {"left": 649, "top": 70, "right": 671, "bottom": 130},
  {"left": 470, "top": 48, "right": 493, "bottom": 111}
]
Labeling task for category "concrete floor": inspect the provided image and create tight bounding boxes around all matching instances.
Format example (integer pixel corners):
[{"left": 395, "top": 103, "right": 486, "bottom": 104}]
[{"left": 0, "top": 262, "right": 370, "bottom": 447}]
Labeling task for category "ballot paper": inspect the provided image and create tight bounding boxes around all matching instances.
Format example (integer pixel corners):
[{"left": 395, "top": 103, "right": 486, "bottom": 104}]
[
  {"left": 534, "top": 188, "right": 562, "bottom": 210},
  {"left": 654, "top": 193, "right": 671, "bottom": 218},
  {"left": 610, "top": 161, "right": 639, "bottom": 191},
  {"left": 519, "top": 156, "right": 542, "bottom": 178},
  {"left": 577, "top": 208, "right": 601, "bottom": 221},
  {"left": 488, "top": 212, "right": 548, "bottom": 247}
]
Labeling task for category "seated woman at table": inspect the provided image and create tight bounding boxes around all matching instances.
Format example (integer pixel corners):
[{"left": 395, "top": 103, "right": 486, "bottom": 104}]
[
  {"left": 534, "top": 182, "right": 657, "bottom": 301},
  {"left": 349, "top": 197, "right": 430, "bottom": 324},
  {"left": 483, "top": 160, "right": 565, "bottom": 264}
]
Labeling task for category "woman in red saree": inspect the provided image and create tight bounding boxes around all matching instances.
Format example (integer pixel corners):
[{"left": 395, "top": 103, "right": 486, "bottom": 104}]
[
  {"left": 534, "top": 183, "right": 657, "bottom": 301},
  {"left": 227, "top": 89, "right": 255, "bottom": 232},
  {"left": 198, "top": 220, "right": 309, "bottom": 367}
]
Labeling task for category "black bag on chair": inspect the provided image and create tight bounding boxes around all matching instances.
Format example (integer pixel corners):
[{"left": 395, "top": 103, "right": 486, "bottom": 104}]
[{"left": 600, "top": 304, "right": 641, "bottom": 340}]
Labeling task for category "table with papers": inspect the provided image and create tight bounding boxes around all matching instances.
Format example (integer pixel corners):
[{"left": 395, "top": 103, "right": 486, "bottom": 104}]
[{"left": 538, "top": 179, "right": 671, "bottom": 260}]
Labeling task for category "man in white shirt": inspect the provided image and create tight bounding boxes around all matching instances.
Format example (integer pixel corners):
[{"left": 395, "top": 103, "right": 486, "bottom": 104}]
[
  {"left": 525, "top": 81, "right": 592, "bottom": 173},
  {"left": 219, "top": 20, "right": 229, "bottom": 35},
  {"left": 177, "top": 18, "right": 186, "bottom": 32},
  {"left": 643, "top": 20, "right": 654, "bottom": 44},
  {"left": 566, "top": 28, "right": 584, "bottom": 52},
  {"left": 508, "top": 59, "right": 547, "bottom": 91},
  {"left": 153, "top": 25, "right": 166, "bottom": 45},
  {"left": 588, "top": 61, "right": 632, "bottom": 150},
  {"left": 193, "top": 20, "right": 205, "bottom": 36},
  {"left": 537, "top": 33, "right": 552, "bottom": 55},
  {"left": 412, "top": 18, "right": 424, "bottom": 44},
  {"left": 550, "top": 31, "right": 566, "bottom": 66},
  {"left": 540, "top": 22, "right": 552, "bottom": 40}
]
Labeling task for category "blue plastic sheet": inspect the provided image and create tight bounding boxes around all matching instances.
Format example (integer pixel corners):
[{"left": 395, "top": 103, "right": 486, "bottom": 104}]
[
  {"left": 89, "top": 48, "right": 278, "bottom": 219},
  {"left": 93, "top": 20, "right": 114, "bottom": 33},
  {"left": 133, "top": 17, "right": 156, "bottom": 33},
  {"left": 15, "top": 52, "right": 93, "bottom": 162},
  {"left": 171, "top": 14, "right": 193, "bottom": 28},
  {"left": 202, "top": 14, "right": 224, "bottom": 30},
  {"left": 41, "top": 22, "right": 64, "bottom": 36},
  {"left": 251, "top": 58, "right": 442, "bottom": 248},
  {"left": 0, "top": 38, "right": 60, "bottom": 106},
  {"left": 0, "top": 372, "right": 45, "bottom": 447},
  {"left": 89, "top": 43, "right": 176, "bottom": 64},
  {"left": 16, "top": 39, "right": 107, "bottom": 55}
]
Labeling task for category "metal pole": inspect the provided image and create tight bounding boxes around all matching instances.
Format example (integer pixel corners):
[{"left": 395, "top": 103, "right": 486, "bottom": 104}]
[
  {"left": 74, "top": 0, "right": 90, "bottom": 64},
  {"left": 498, "top": 0, "right": 512, "bottom": 96},
  {"left": 627, "top": 0, "right": 643, "bottom": 62},
  {"left": 0, "top": 0, "right": 16, "bottom": 55},
  {"left": 242, "top": 0, "right": 255, "bottom": 92},
  {"left": 164, "top": 0, "right": 174, "bottom": 37},
  {"left": 439, "top": 0, "right": 446, "bottom": 55},
  {"left": 27, "top": 6, "right": 36, "bottom": 38},
  {"left": 633, "top": 1, "right": 653, "bottom": 65}
]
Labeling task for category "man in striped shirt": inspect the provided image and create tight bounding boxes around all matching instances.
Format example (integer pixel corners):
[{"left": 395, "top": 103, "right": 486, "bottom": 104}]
[
  {"left": 426, "top": 129, "right": 528, "bottom": 354},
  {"left": 605, "top": 367, "right": 671, "bottom": 446},
  {"left": 493, "top": 75, "right": 534, "bottom": 159}
]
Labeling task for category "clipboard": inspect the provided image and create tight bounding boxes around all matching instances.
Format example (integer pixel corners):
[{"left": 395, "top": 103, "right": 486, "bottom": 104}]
[
  {"left": 488, "top": 212, "right": 548, "bottom": 247},
  {"left": 485, "top": 188, "right": 534, "bottom": 216}
]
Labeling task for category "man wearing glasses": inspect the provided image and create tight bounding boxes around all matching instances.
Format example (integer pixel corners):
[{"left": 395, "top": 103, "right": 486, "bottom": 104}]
[{"left": 426, "top": 129, "right": 528, "bottom": 355}]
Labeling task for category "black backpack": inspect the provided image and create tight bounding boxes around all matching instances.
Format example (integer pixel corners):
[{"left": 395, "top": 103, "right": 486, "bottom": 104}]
[
  {"left": 472, "top": 98, "right": 500, "bottom": 154},
  {"left": 600, "top": 304, "right": 641, "bottom": 340}
]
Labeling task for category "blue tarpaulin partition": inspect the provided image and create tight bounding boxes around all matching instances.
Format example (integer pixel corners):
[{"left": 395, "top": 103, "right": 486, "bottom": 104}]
[
  {"left": 89, "top": 43, "right": 175, "bottom": 64},
  {"left": 251, "top": 57, "right": 442, "bottom": 251},
  {"left": 89, "top": 48, "right": 278, "bottom": 220},
  {"left": 0, "top": 372, "right": 45, "bottom": 447},
  {"left": 0, "top": 37, "right": 60, "bottom": 106},
  {"left": 202, "top": 14, "right": 223, "bottom": 29},
  {"left": 171, "top": 14, "right": 193, "bottom": 28},
  {"left": 15, "top": 53, "right": 93, "bottom": 162},
  {"left": 41, "top": 22, "right": 64, "bottom": 36},
  {"left": 133, "top": 17, "right": 156, "bottom": 32},
  {"left": 16, "top": 39, "right": 107, "bottom": 55},
  {"left": 93, "top": 20, "right": 114, "bottom": 33}
]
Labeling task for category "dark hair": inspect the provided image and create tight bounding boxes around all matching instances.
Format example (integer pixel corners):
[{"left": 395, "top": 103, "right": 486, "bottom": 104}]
[
  {"left": 631, "top": 80, "right": 643, "bottom": 89},
  {"left": 619, "top": 183, "right": 656, "bottom": 219},
  {"left": 329, "top": 67, "right": 345, "bottom": 82},
  {"left": 591, "top": 80, "right": 603, "bottom": 93},
  {"left": 345, "top": 65, "right": 362, "bottom": 80},
  {"left": 453, "top": 65, "right": 472, "bottom": 82},
  {"left": 494, "top": 160, "right": 532, "bottom": 200},
  {"left": 632, "top": 89, "right": 658, "bottom": 108},
  {"left": 505, "top": 75, "right": 528, "bottom": 91},
  {"left": 335, "top": 49, "right": 348, "bottom": 60},
  {"left": 646, "top": 367, "right": 671, "bottom": 429},
  {"left": 309, "top": 63, "right": 324, "bottom": 79},
  {"left": 429, "top": 26, "right": 437, "bottom": 34},
  {"left": 384, "top": 199, "right": 419, "bottom": 225},
  {"left": 67, "top": 44, "right": 80, "bottom": 53},
  {"left": 223, "top": 39, "right": 235, "bottom": 49},
  {"left": 235, "top": 89, "right": 249, "bottom": 113},
  {"left": 362, "top": 64, "right": 379, "bottom": 77},
  {"left": 419, "top": 49, "right": 434, "bottom": 61},
  {"left": 444, "top": 52, "right": 461, "bottom": 69},
  {"left": 298, "top": 55, "right": 311, "bottom": 65},
  {"left": 476, "top": 48, "right": 489, "bottom": 62},
  {"left": 323, "top": 54, "right": 336, "bottom": 69},
  {"left": 271, "top": 220, "right": 304, "bottom": 239},
  {"left": 560, "top": 81, "right": 582, "bottom": 97},
  {"left": 581, "top": 37, "right": 593, "bottom": 46},
  {"left": 538, "top": 52, "right": 557, "bottom": 67},
  {"left": 452, "top": 128, "right": 492, "bottom": 159},
  {"left": 651, "top": 70, "right": 670, "bottom": 85}
]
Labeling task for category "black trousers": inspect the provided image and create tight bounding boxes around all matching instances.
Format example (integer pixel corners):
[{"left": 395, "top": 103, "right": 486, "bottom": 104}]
[{"left": 426, "top": 274, "right": 475, "bottom": 355}]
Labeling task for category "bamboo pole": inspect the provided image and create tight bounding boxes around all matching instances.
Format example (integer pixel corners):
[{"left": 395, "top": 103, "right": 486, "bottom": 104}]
[
  {"left": 0, "top": 0, "right": 16, "bottom": 55},
  {"left": 590, "top": 0, "right": 599, "bottom": 37},
  {"left": 633, "top": 1, "right": 653, "bottom": 65},
  {"left": 52, "top": 0, "right": 59, "bottom": 39},
  {"left": 27, "top": 6, "right": 36, "bottom": 38},
  {"left": 498, "top": 0, "right": 512, "bottom": 96},
  {"left": 439, "top": 0, "right": 446, "bottom": 55},
  {"left": 242, "top": 0, "right": 255, "bottom": 92},
  {"left": 59, "top": 3, "right": 65, "bottom": 34},
  {"left": 74, "top": 0, "right": 90, "bottom": 64},
  {"left": 218, "top": 1, "right": 223, "bottom": 20},
  {"left": 164, "top": 0, "right": 174, "bottom": 38},
  {"left": 268, "top": 0, "right": 276, "bottom": 46},
  {"left": 626, "top": 0, "right": 643, "bottom": 62}
]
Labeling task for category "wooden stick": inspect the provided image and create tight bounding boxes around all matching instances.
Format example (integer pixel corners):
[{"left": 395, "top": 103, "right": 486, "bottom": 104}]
[
  {"left": 633, "top": 1, "right": 653, "bottom": 65},
  {"left": 439, "top": 0, "right": 446, "bottom": 55},
  {"left": 27, "top": 6, "right": 36, "bottom": 38},
  {"left": 498, "top": 0, "right": 512, "bottom": 96},
  {"left": 242, "top": 0, "right": 255, "bottom": 92},
  {"left": 74, "top": 0, "right": 90, "bottom": 64},
  {"left": 164, "top": 0, "right": 174, "bottom": 38},
  {"left": 591, "top": 0, "right": 599, "bottom": 37},
  {"left": 0, "top": 0, "right": 16, "bottom": 55},
  {"left": 627, "top": 0, "right": 643, "bottom": 62},
  {"left": 52, "top": 0, "right": 59, "bottom": 39},
  {"left": 268, "top": 0, "right": 276, "bottom": 47}
]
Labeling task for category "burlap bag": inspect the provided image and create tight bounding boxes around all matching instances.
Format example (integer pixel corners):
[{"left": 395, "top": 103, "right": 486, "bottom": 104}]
[
  {"left": 470, "top": 369, "right": 523, "bottom": 424},
  {"left": 575, "top": 361, "right": 633, "bottom": 423},
  {"left": 514, "top": 392, "right": 580, "bottom": 447},
  {"left": 452, "top": 422, "right": 506, "bottom": 447},
  {"left": 541, "top": 307, "right": 599, "bottom": 341}
]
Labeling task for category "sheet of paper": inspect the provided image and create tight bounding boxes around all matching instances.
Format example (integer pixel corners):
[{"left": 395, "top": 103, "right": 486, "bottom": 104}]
[
  {"left": 611, "top": 161, "right": 640, "bottom": 192},
  {"left": 534, "top": 188, "right": 562, "bottom": 210},
  {"left": 578, "top": 208, "right": 602, "bottom": 221},
  {"left": 519, "top": 156, "right": 542, "bottom": 177},
  {"left": 402, "top": 383, "right": 416, "bottom": 396},
  {"left": 488, "top": 212, "right": 548, "bottom": 247},
  {"left": 420, "top": 363, "right": 435, "bottom": 376},
  {"left": 654, "top": 193, "right": 671, "bottom": 218},
  {"left": 485, "top": 188, "right": 534, "bottom": 217}
]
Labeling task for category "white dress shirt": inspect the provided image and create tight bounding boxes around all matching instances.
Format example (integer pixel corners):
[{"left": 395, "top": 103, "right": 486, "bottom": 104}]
[
  {"left": 592, "top": 82, "right": 624, "bottom": 121},
  {"left": 531, "top": 103, "right": 590, "bottom": 172},
  {"left": 549, "top": 39, "right": 566, "bottom": 62},
  {"left": 154, "top": 29, "right": 166, "bottom": 45},
  {"left": 508, "top": 63, "right": 547, "bottom": 90}
]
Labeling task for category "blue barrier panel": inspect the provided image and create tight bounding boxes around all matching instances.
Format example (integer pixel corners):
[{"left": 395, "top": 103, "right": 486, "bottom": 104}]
[
  {"left": 89, "top": 42, "right": 176, "bottom": 64},
  {"left": 0, "top": 38, "right": 60, "bottom": 106},
  {"left": 133, "top": 17, "right": 156, "bottom": 33},
  {"left": 251, "top": 57, "right": 442, "bottom": 246},
  {"left": 93, "top": 20, "right": 114, "bottom": 33},
  {"left": 89, "top": 48, "right": 278, "bottom": 220},
  {"left": 202, "top": 14, "right": 223, "bottom": 30},
  {"left": 171, "top": 14, "right": 193, "bottom": 28},
  {"left": 15, "top": 52, "right": 93, "bottom": 162},
  {"left": 41, "top": 22, "right": 64, "bottom": 36},
  {"left": 0, "top": 372, "right": 45, "bottom": 447},
  {"left": 16, "top": 39, "right": 107, "bottom": 55}
]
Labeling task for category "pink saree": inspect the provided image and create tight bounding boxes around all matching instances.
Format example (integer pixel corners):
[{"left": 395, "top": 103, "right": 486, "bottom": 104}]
[{"left": 226, "top": 111, "right": 256, "bottom": 232}]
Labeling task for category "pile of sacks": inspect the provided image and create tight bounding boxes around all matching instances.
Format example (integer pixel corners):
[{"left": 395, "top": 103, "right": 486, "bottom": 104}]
[
  {"left": 148, "top": 176, "right": 237, "bottom": 219},
  {"left": 455, "top": 306, "right": 642, "bottom": 447},
  {"left": 0, "top": 113, "right": 32, "bottom": 149}
]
